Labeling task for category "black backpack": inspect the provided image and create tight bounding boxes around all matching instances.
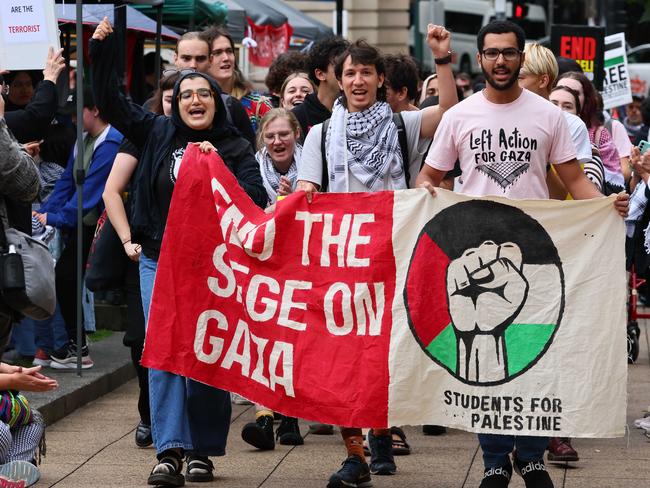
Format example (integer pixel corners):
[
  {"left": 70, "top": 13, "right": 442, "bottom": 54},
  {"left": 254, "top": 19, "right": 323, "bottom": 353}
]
[{"left": 320, "top": 113, "right": 410, "bottom": 192}]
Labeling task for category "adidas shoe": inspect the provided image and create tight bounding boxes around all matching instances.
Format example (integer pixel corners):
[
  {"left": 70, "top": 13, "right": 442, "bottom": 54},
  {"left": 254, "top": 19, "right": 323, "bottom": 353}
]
[
  {"left": 514, "top": 458, "right": 553, "bottom": 488},
  {"left": 479, "top": 462, "right": 512, "bottom": 488}
]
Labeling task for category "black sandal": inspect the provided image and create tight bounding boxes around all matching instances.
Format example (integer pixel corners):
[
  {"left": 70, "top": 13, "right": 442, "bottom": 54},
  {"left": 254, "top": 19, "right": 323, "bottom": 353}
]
[
  {"left": 186, "top": 455, "right": 214, "bottom": 482},
  {"left": 147, "top": 453, "right": 184, "bottom": 487},
  {"left": 390, "top": 427, "right": 411, "bottom": 456}
]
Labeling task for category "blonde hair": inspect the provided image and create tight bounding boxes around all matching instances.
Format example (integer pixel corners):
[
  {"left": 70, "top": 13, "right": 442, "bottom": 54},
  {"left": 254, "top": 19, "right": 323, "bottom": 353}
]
[
  {"left": 279, "top": 72, "right": 316, "bottom": 102},
  {"left": 256, "top": 108, "right": 301, "bottom": 150},
  {"left": 522, "top": 42, "right": 559, "bottom": 88}
]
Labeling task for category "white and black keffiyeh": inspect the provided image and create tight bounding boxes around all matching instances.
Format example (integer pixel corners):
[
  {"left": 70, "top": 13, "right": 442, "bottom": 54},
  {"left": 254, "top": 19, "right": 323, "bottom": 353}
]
[
  {"left": 325, "top": 99, "right": 405, "bottom": 192},
  {"left": 626, "top": 179, "right": 650, "bottom": 253},
  {"left": 256, "top": 145, "right": 301, "bottom": 205}
]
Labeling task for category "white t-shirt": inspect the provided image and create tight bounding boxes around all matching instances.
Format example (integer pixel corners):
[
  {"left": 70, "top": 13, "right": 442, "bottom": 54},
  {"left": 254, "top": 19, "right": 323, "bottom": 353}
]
[
  {"left": 298, "top": 110, "right": 431, "bottom": 191},
  {"left": 563, "top": 111, "right": 592, "bottom": 164},
  {"left": 425, "top": 90, "right": 576, "bottom": 199}
]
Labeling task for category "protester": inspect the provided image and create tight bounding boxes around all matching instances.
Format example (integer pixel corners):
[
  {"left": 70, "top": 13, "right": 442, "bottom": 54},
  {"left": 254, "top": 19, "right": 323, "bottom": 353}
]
[
  {"left": 292, "top": 36, "right": 349, "bottom": 142},
  {"left": 102, "top": 71, "right": 180, "bottom": 450},
  {"left": 419, "top": 73, "right": 438, "bottom": 105},
  {"left": 279, "top": 72, "right": 315, "bottom": 109},
  {"left": 201, "top": 26, "right": 272, "bottom": 132},
  {"left": 239, "top": 109, "right": 305, "bottom": 450},
  {"left": 0, "top": 85, "right": 41, "bottom": 356},
  {"left": 172, "top": 29, "right": 255, "bottom": 147},
  {"left": 265, "top": 51, "right": 309, "bottom": 107},
  {"left": 33, "top": 85, "right": 122, "bottom": 370},
  {"left": 455, "top": 72, "right": 473, "bottom": 99},
  {"left": 297, "top": 25, "right": 458, "bottom": 487},
  {"left": 2, "top": 71, "right": 40, "bottom": 112},
  {"left": 384, "top": 53, "right": 419, "bottom": 113},
  {"left": 91, "top": 17, "right": 266, "bottom": 486},
  {"left": 519, "top": 42, "right": 604, "bottom": 201},
  {"left": 556, "top": 72, "right": 627, "bottom": 188},
  {"left": 624, "top": 95, "right": 646, "bottom": 142},
  {"left": 416, "top": 20, "right": 628, "bottom": 488},
  {"left": 2, "top": 48, "right": 65, "bottom": 144}
]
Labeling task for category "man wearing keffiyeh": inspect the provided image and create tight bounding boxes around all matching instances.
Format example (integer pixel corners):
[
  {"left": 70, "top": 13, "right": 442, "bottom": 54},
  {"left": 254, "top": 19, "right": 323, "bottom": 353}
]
[{"left": 297, "top": 24, "right": 458, "bottom": 488}]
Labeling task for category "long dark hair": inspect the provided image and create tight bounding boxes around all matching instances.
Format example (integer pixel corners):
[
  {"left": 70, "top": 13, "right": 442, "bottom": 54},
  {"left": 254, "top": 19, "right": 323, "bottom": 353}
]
[
  {"left": 550, "top": 85, "right": 582, "bottom": 115},
  {"left": 556, "top": 71, "right": 602, "bottom": 128}
]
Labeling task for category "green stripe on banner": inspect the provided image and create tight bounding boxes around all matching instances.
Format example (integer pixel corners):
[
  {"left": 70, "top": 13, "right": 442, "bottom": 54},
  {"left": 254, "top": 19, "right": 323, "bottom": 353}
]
[
  {"left": 426, "top": 324, "right": 457, "bottom": 372},
  {"left": 604, "top": 55, "right": 625, "bottom": 68},
  {"left": 505, "top": 323, "right": 557, "bottom": 376}
]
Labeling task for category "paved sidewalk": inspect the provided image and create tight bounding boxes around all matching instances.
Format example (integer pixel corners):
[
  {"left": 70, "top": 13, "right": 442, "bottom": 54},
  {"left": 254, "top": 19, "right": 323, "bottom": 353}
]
[{"left": 33, "top": 323, "right": 650, "bottom": 488}]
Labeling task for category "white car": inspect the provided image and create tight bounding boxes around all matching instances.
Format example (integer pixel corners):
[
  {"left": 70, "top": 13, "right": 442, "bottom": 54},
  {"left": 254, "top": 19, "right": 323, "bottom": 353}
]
[{"left": 627, "top": 44, "right": 650, "bottom": 98}]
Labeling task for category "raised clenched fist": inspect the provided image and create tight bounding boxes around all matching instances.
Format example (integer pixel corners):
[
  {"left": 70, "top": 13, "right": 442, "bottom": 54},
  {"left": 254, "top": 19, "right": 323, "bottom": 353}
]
[{"left": 446, "top": 240, "right": 529, "bottom": 382}]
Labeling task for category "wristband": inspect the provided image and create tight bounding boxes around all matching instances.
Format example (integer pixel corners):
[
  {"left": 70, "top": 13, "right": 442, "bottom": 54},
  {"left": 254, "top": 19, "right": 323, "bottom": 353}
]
[
  {"left": 121, "top": 238, "right": 131, "bottom": 245},
  {"left": 435, "top": 51, "right": 453, "bottom": 65}
]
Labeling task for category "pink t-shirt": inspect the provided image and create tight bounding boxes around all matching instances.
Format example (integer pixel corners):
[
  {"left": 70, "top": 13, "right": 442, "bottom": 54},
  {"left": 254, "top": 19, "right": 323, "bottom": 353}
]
[{"left": 425, "top": 89, "right": 577, "bottom": 199}]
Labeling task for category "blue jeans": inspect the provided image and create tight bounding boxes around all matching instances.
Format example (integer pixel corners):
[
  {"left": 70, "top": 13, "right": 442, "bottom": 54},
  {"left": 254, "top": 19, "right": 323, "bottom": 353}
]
[
  {"left": 139, "top": 253, "right": 231, "bottom": 456},
  {"left": 13, "top": 304, "right": 68, "bottom": 356},
  {"left": 478, "top": 434, "right": 549, "bottom": 469}
]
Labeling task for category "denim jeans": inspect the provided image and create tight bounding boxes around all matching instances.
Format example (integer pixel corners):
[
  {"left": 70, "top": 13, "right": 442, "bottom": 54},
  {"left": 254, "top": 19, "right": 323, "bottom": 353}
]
[
  {"left": 13, "top": 304, "right": 68, "bottom": 356},
  {"left": 139, "top": 253, "right": 231, "bottom": 456},
  {"left": 478, "top": 434, "right": 549, "bottom": 469}
]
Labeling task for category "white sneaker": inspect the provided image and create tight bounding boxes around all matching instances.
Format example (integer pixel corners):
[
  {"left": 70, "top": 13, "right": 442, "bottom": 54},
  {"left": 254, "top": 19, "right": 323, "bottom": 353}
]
[
  {"left": 634, "top": 416, "right": 650, "bottom": 429},
  {"left": 231, "top": 393, "right": 252, "bottom": 405}
]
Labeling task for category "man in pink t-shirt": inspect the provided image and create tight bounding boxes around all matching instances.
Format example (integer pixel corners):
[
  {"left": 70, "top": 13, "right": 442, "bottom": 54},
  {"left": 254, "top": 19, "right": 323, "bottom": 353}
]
[{"left": 416, "top": 20, "right": 628, "bottom": 488}]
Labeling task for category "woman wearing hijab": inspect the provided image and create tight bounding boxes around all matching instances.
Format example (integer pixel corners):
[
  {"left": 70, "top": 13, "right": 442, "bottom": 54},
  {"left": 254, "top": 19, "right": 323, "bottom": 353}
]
[{"left": 90, "top": 18, "right": 266, "bottom": 487}]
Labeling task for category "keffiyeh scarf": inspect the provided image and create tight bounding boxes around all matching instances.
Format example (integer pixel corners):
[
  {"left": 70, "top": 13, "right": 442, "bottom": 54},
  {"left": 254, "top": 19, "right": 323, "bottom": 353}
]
[
  {"left": 325, "top": 99, "right": 405, "bottom": 192},
  {"left": 256, "top": 144, "right": 301, "bottom": 205},
  {"left": 626, "top": 179, "right": 650, "bottom": 253}
]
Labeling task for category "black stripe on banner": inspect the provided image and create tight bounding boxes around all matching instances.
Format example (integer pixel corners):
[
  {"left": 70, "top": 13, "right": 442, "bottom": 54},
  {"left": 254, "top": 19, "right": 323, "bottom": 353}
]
[{"left": 606, "top": 40, "right": 623, "bottom": 50}]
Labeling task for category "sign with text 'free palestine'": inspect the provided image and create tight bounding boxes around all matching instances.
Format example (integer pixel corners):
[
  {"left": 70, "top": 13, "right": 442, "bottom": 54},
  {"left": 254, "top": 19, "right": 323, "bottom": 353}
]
[{"left": 141, "top": 146, "right": 627, "bottom": 437}]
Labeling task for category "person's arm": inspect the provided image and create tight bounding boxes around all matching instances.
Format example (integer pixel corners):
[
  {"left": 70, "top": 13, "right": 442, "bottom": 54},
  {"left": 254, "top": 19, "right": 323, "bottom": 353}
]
[
  {"left": 415, "top": 164, "right": 447, "bottom": 195},
  {"left": 0, "top": 115, "right": 40, "bottom": 203},
  {"left": 46, "top": 139, "right": 120, "bottom": 228},
  {"left": 103, "top": 152, "right": 140, "bottom": 260},
  {"left": 0, "top": 366, "right": 58, "bottom": 392},
  {"left": 296, "top": 122, "right": 325, "bottom": 198},
  {"left": 38, "top": 150, "right": 75, "bottom": 215},
  {"left": 89, "top": 18, "right": 156, "bottom": 148},
  {"left": 4, "top": 47, "right": 65, "bottom": 143},
  {"left": 419, "top": 24, "right": 458, "bottom": 140},
  {"left": 546, "top": 168, "right": 568, "bottom": 200},
  {"left": 553, "top": 160, "right": 602, "bottom": 199}
]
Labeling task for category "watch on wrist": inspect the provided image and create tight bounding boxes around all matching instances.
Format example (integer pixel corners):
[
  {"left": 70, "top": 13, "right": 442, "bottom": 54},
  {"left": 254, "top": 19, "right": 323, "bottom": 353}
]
[{"left": 435, "top": 51, "right": 453, "bottom": 65}]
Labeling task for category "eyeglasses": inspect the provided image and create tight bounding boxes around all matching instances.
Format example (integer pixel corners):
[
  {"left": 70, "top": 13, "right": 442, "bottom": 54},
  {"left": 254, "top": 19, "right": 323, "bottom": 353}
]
[
  {"left": 263, "top": 130, "right": 294, "bottom": 143},
  {"left": 162, "top": 68, "right": 196, "bottom": 77},
  {"left": 178, "top": 88, "right": 214, "bottom": 102},
  {"left": 481, "top": 48, "right": 521, "bottom": 61}
]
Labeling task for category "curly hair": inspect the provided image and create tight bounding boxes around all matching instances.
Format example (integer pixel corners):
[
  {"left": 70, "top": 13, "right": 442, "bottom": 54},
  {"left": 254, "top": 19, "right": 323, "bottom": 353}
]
[
  {"left": 265, "top": 51, "right": 309, "bottom": 95},
  {"left": 306, "top": 36, "right": 349, "bottom": 87}
]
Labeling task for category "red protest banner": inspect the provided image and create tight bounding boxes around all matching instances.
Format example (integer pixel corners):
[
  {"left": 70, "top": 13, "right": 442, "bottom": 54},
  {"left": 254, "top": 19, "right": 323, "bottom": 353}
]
[
  {"left": 141, "top": 145, "right": 395, "bottom": 428},
  {"left": 246, "top": 18, "right": 292, "bottom": 67}
]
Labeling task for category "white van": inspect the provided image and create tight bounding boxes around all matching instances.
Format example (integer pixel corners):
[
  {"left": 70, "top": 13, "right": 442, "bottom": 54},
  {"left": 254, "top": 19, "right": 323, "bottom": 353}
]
[{"left": 418, "top": 0, "right": 547, "bottom": 74}]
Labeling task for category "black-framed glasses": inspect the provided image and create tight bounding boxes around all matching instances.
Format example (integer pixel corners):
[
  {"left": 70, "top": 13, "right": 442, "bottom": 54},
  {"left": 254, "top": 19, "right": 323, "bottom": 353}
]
[
  {"left": 162, "top": 68, "right": 196, "bottom": 77},
  {"left": 481, "top": 48, "right": 521, "bottom": 61},
  {"left": 177, "top": 88, "right": 214, "bottom": 102}
]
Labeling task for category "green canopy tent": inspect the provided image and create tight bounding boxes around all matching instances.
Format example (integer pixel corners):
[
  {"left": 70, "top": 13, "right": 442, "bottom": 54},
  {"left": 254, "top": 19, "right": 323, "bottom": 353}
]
[{"left": 132, "top": 0, "right": 231, "bottom": 30}]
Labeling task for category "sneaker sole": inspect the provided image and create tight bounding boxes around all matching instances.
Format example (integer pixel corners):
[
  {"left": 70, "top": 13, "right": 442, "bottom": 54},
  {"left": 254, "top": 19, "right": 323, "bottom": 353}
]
[
  {"left": 50, "top": 360, "right": 93, "bottom": 370},
  {"left": 326, "top": 480, "right": 372, "bottom": 488},
  {"left": 185, "top": 472, "right": 214, "bottom": 482},
  {"left": 32, "top": 359, "right": 51, "bottom": 367},
  {"left": 0, "top": 461, "right": 40, "bottom": 487},
  {"left": 370, "top": 466, "right": 396, "bottom": 476},
  {"left": 547, "top": 454, "right": 579, "bottom": 462},
  {"left": 278, "top": 434, "right": 304, "bottom": 446}
]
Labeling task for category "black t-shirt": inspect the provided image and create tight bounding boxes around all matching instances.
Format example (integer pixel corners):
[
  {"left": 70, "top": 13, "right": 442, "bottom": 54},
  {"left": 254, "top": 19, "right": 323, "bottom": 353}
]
[
  {"left": 119, "top": 138, "right": 141, "bottom": 160},
  {"left": 141, "top": 137, "right": 185, "bottom": 259}
]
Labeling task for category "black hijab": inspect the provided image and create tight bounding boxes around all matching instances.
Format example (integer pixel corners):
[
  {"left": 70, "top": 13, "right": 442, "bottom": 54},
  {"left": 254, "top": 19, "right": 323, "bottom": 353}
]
[{"left": 170, "top": 72, "right": 236, "bottom": 142}]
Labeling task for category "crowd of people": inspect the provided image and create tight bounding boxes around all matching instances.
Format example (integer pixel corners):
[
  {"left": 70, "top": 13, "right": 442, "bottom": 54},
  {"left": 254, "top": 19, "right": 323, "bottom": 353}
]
[{"left": 0, "top": 12, "right": 648, "bottom": 488}]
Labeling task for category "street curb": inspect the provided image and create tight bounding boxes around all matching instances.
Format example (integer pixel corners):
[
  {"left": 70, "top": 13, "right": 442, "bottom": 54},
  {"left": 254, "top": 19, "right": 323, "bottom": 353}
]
[{"left": 26, "top": 333, "right": 136, "bottom": 426}]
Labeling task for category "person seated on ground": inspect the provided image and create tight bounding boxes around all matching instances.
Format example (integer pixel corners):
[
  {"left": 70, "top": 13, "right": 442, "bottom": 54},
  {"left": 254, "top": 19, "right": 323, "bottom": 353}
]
[
  {"left": 279, "top": 72, "right": 315, "bottom": 109},
  {"left": 0, "top": 363, "right": 57, "bottom": 487}
]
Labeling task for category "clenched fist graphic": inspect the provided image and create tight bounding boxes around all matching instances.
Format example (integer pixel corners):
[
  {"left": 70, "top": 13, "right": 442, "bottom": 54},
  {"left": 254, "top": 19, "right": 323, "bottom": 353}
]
[{"left": 446, "top": 241, "right": 529, "bottom": 382}]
